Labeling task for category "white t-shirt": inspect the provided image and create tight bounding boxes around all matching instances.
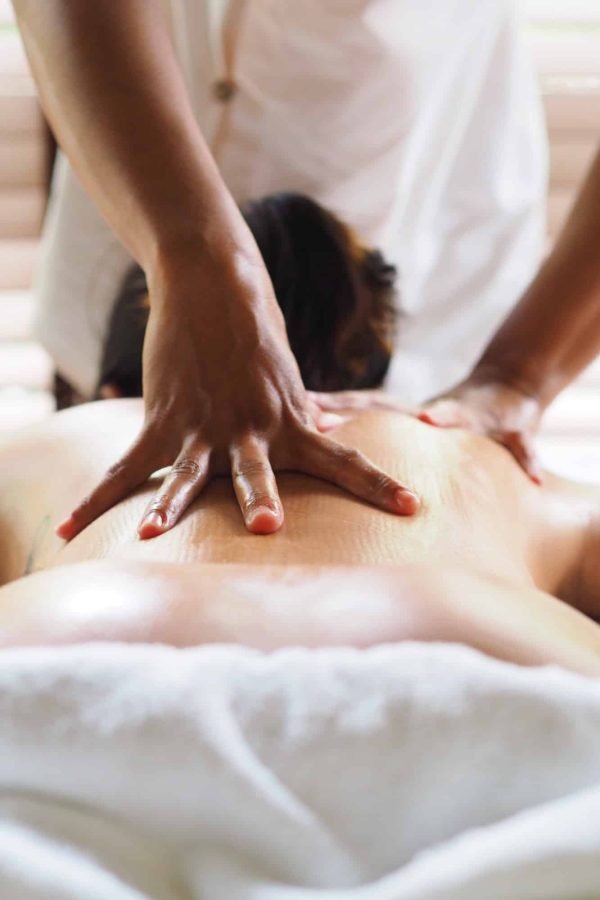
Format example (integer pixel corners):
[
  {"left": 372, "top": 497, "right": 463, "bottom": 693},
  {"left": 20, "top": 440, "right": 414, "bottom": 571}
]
[{"left": 35, "top": 0, "right": 548, "bottom": 402}]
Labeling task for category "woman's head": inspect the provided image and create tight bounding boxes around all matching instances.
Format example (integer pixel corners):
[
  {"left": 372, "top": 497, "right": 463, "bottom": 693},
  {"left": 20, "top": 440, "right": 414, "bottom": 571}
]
[
  {"left": 242, "top": 193, "right": 398, "bottom": 391},
  {"left": 100, "top": 193, "right": 398, "bottom": 396}
]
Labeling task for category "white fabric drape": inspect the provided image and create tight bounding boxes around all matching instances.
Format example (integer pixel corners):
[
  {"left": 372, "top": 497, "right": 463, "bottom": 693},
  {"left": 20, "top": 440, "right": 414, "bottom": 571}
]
[{"left": 35, "top": 1, "right": 546, "bottom": 401}]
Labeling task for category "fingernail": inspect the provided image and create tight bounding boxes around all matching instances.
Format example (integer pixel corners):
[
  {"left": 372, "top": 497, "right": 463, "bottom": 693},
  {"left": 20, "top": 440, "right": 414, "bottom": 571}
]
[
  {"left": 138, "top": 511, "right": 166, "bottom": 538},
  {"left": 55, "top": 515, "right": 75, "bottom": 540},
  {"left": 247, "top": 505, "right": 281, "bottom": 534},
  {"left": 417, "top": 412, "right": 437, "bottom": 426},
  {"left": 394, "top": 488, "right": 420, "bottom": 515}
]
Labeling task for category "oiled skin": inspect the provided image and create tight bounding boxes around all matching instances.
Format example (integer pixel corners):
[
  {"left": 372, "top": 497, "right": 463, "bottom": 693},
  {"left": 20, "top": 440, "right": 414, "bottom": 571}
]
[{"left": 0, "top": 401, "right": 598, "bottom": 674}]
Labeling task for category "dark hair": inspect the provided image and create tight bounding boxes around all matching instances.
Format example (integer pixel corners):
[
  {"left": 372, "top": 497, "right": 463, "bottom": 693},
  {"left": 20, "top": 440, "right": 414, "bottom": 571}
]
[{"left": 99, "top": 193, "right": 398, "bottom": 396}]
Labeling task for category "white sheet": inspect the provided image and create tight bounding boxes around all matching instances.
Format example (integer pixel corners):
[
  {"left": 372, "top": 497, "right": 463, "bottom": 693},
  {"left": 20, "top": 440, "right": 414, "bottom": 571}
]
[{"left": 1, "top": 641, "right": 600, "bottom": 899}]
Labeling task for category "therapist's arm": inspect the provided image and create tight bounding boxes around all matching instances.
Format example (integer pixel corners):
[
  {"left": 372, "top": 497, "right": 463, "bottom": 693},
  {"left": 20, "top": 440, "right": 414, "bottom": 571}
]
[
  {"left": 473, "top": 145, "right": 600, "bottom": 404},
  {"left": 12, "top": 0, "right": 419, "bottom": 538},
  {"left": 419, "top": 146, "right": 600, "bottom": 480}
]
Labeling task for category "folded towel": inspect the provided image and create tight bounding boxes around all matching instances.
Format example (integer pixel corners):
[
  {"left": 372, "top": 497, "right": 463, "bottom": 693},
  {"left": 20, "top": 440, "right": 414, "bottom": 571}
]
[{"left": 0, "top": 641, "right": 599, "bottom": 899}]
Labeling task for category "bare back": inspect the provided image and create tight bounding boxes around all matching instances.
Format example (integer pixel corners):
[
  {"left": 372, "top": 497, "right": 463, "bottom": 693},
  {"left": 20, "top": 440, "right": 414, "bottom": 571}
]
[
  {"left": 0, "top": 401, "right": 547, "bottom": 580},
  {"left": 0, "top": 401, "right": 599, "bottom": 676}
]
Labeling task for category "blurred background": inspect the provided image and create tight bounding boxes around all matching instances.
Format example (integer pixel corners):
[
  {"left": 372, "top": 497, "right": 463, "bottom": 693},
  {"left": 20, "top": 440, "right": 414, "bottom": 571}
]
[{"left": 0, "top": 0, "right": 599, "bottom": 479}]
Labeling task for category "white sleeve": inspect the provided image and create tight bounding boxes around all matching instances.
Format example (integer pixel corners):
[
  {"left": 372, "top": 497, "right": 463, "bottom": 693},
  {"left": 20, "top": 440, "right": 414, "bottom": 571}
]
[{"left": 33, "top": 156, "right": 135, "bottom": 399}]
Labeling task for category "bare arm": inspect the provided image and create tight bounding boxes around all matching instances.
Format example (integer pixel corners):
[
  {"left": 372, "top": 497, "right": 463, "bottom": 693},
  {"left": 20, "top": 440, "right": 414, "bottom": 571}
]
[
  {"left": 13, "top": 0, "right": 247, "bottom": 273},
  {"left": 12, "top": 1, "right": 418, "bottom": 539},
  {"left": 475, "top": 146, "right": 600, "bottom": 406},
  {"left": 415, "top": 146, "right": 600, "bottom": 480}
]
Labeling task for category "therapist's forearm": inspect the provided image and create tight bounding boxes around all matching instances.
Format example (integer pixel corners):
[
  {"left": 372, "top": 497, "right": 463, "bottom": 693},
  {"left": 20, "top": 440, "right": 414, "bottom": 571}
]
[
  {"left": 473, "top": 147, "right": 600, "bottom": 408},
  {"left": 12, "top": 0, "right": 244, "bottom": 276},
  {"left": 12, "top": 1, "right": 420, "bottom": 538}
]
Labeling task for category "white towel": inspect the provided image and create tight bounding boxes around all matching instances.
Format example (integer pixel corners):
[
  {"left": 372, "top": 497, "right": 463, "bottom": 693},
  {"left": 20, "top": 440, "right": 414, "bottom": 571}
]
[{"left": 0, "top": 641, "right": 599, "bottom": 899}]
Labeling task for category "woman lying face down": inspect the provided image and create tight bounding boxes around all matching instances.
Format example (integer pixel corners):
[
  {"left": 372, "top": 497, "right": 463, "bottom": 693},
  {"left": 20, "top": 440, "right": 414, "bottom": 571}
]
[
  {"left": 1, "top": 193, "right": 598, "bottom": 675},
  {"left": 0, "top": 401, "right": 599, "bottom": 675}
]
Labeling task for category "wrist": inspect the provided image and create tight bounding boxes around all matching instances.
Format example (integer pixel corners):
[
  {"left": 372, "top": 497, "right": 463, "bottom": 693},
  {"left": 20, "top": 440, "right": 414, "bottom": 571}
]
[
  {"left": 468, "top": 357, "right": 556, "bottom": 412},
  {"left": 144, "top": 223, "right": 282, "bottom": 347},
  {"left": 144, "top": 182, "right": 252, "bottom": 281},
  {"left": 148, "top": 226, "right": 259, "bottom": 306},
  {"left": 463, "top": 364, "right": 547, "bottom": 418}
]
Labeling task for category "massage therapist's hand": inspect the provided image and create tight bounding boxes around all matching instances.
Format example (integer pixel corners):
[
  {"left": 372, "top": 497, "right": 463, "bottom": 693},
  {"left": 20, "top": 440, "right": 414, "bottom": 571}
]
[
  {"left": 416, "top": 378, "right": 544, "bottom": 484},
  {"left": 310, "top": 376, "right": 542, "bottom": 484},
  {"left": 12, "top": 0, "right": 419, "bottom": 541},
  {"left": 311, "top": 382, "right": 543, "bottom": 482},
  {"left": 414, "top": 144, "right": 600, "bottom": 484},
  {"left": 309, "top": 389, "right": 408, "bottom": 419},
  {"left": 57, "top": 249, "right": 420, "bottom": 541}
]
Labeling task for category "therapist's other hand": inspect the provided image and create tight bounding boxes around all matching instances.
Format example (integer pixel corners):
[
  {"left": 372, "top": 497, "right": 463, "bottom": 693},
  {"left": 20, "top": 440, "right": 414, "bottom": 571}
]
[
  {"left": 416, "top": 379, "right": 543, "bottom": 484},
  {"left": 56, "top": 253, "right": 419, "bottom": 541},
  {"left": 309, "top": 389, "right": 409, "bottom": 419}
]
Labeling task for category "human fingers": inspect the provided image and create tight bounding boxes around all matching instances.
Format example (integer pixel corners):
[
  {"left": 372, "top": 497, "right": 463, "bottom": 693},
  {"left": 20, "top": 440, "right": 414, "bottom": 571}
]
[
  {"left": 416, "top": 399, "right": 468, "bottom": 428},
  {"left": 299, "top": 432, "right": 420, "bottom": 515},
  {"left": 305, "top": 395, "right": 348, "bottom": 432},
  {"left": 56, "top": 435, "right": 163, "bottom": 541},
  {"left": 309, "top": 390, "right": 407, "bottom": 414},
  {"left": 138, "top": 442, "right": 211, "bottom": 539},
  {"left": 230, "top": 437, "right": 284, "bottom": 534},
  {"left": 495, "top": 431, "right": 543, "bottom": 486}
]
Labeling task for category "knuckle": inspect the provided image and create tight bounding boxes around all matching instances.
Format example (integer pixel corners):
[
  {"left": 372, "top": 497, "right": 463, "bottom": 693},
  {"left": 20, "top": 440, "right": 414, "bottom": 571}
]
[
  {"left": 334, "top": 444, "right": 361, "bottom": 467},
  {"left": 105, "top": 459, "right": 130, "bottom": 482},
  {"left": 147, "top": 497, "right": 176, "bottom": 520},
  {"left": 233, "top": 458, "right": 271, "bottom": 481},
  {"left": 171, "top": 456, "right": 203, "bottom": 479},
  {"left": 369, "top": 471, "right": 395, "bottom": 498},
  {"left": 144, "top": 410, "right": 169, "bottom": 436},
  {"left": 242, "top": 491, "right": 277, "bottom": 515}
]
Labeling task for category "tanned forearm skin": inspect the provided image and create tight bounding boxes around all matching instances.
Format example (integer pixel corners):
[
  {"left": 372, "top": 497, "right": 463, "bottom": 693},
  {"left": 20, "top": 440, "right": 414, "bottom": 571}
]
[
  {"left": 474, "top": 147, "right": 600, "bottom": 408},
  {"left": 12, "top": 1, "right": 418, "bottom": 540},
  {"left": 13, "top": 0, "right": 243, "bottom": 273}
]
